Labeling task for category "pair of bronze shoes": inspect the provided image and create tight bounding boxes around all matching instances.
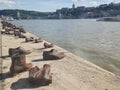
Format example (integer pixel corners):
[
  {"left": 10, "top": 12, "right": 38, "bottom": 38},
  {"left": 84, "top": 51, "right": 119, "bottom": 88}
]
[
  {"left": 9, "top": 46, "right": 31, "bottom": 57},
  {"left": 44, "top": 42, "right": 54, "bottom": 48},
  {"left": 9, "top": 46, "right": 32, "bottom": 76},
  {"left": 9, "top": 47, "right": 52, "bottom": 85},
  {"left": 25, "top": 37, "right": 43, "bottom": 43},
  {"left": 10, "top": 53, "right": 32, "bottom": 76},
  {"left": 43, "top": 49, "right": 65, "bottom": 60},
  {"left": 28, "top": 64, "right": 52, "bottom": 85},
  {"left": 10, "top": 53, "right": 52, "bottom": 85}
]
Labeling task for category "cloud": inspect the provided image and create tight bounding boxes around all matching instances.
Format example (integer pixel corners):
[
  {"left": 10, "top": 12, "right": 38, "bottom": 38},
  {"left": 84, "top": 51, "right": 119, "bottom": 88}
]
[
  {"left": 90, "top": 1, "right": 99, "bottom": 6},
  {"left": 72, "top": 0, "right": 81, "bottom": 2},
  {"left": 0, "top": 0, "right": 15, "bottom": 7},
  {"left": 72, "top": 0, "right": 77, "bottom": 2},
  {"left": 72, "top": 0, "right": 120, "bottom": 7},
  {"left": 37, "top": 1, "right": 71, "bottom": 12}
]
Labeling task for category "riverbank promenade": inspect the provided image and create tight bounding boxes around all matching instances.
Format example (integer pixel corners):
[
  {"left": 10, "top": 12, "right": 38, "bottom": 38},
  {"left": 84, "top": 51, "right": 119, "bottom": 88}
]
[{"left": 1, "top": 21, "right": 120, "bottom": 90}]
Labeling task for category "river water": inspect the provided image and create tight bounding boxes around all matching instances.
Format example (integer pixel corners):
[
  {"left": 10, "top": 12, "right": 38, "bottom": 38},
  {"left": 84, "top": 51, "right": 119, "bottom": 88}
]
[{"left": 10, "top": 19, "right": 120, "bottom": 75}]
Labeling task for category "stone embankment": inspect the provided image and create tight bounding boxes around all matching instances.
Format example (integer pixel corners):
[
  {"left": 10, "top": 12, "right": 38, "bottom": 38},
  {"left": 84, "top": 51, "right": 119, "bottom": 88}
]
[{"left": 1, "top": 21, "right": 120, "bottom": 90}]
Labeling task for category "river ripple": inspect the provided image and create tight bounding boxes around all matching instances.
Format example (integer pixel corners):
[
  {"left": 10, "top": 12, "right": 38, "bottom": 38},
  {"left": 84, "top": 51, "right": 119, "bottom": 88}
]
[{"left": 11, "top": 19, "right": 120, "bottom": 76}]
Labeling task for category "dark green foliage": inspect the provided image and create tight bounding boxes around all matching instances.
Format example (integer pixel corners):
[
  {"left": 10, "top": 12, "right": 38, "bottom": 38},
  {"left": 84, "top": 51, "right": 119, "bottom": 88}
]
[{"left": 0, "top": 9, "right": 52, "bottom": 19}]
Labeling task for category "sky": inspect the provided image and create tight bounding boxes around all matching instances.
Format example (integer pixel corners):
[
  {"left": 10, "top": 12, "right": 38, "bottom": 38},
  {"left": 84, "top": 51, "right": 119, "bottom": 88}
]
[{"left": 0, "top": 0, "right": 120, "bottom": 12}]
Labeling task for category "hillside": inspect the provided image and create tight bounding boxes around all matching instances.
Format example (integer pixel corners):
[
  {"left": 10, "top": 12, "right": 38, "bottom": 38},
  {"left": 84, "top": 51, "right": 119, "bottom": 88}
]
[
  {"left": 0, "top": 9, "right": 51, "bottom": 19},
  {"left": 0, "top": 2, "right": 120, "bottom": 19}
]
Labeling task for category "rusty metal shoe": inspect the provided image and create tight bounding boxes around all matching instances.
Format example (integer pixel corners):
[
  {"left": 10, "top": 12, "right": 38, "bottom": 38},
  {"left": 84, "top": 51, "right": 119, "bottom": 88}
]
[
  {"left": 28, "top": 64, "right": 52, "bottom": 85},
  {"left": 43, "top": 49, "right": 65, "bottom": 60},
  {"left": 25, "top": 37, "right": 34, "bottom": 42},
  {"left": 8, "top": 46, "right": 31, "bottom": 57},
  {"left": 44, "top": 42, "right": 54, "bottom": 48},
  {"left": 35, "top": 38, "right": 43, "bottom": 43},
  {"left": 10, "top": 53, "right": 33, "bottom": 76}
]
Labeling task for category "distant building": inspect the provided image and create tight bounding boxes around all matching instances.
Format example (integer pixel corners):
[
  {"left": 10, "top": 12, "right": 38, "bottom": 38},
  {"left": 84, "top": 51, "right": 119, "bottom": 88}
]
[
  {"left": 72, "top": 4, "right": 75, "bottom": 9},
  {"left": 61, "top": 8, "right": 69, "bottom": 15},
  {"left": 99, "top": 4, "right": 108, "bottom": 8},
  {"left": 76, "top": 6, "right": 86, "bottom": 10},
  {"left": 56, "top": 9, "right": 61, "bottom": 14}
]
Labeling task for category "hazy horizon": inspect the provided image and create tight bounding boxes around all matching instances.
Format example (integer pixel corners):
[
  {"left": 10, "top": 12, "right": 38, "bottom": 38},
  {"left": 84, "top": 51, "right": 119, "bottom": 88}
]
[{"left": 0, "top": 0, "right": 120, "bottom": 12}]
